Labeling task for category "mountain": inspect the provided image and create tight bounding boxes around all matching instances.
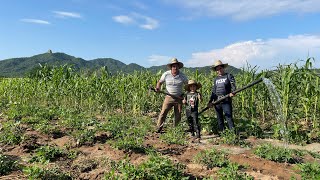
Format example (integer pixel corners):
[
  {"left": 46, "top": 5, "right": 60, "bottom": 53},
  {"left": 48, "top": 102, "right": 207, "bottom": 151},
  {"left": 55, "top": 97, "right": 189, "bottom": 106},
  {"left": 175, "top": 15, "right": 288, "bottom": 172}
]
[{"left": 0, "top": 51, "right": 241, "bottom": 77}]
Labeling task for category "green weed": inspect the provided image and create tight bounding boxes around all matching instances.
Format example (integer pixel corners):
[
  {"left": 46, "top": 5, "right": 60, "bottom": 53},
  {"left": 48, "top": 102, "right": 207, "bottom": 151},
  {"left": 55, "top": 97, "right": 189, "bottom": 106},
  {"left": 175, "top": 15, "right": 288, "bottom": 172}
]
[
  {"left": 160, "top": 125, "right": 187, "bottom": 145},
  {"left": 194, "top": 148, "right": 229, "bottom": 169},
  {"left": 0, "top": 154, "right": 20, "bottom": 175},
  {"left": 297, "top": 162, "right": 320, "bottom": 180},
  {"left": 104, "top": 154, "right": 187, "bottom": 180},
  {"left": 219, "top": 129, "right": 251, "bottom": 147},
  {"left": 218, "top": 162, "right": 253, "bottom": 180},
  {"left": 23, "top": 165, "right": 71, "bottom": 180},
  {"left": 0, "top": 120, "right": 24, "bottom": 145},
  {"left": 29, "top": 145, "right": 65, "bottom": 164},
  {"left": 254, "top": 143, "right": 301, "bottom": 163}
]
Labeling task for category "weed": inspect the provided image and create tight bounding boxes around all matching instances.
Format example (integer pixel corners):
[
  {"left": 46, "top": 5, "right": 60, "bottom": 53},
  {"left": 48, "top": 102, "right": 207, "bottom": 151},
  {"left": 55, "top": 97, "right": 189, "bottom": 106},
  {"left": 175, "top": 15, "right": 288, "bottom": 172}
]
[
  {"left": 23, "top": 165, "right": 71, "bottom": 180},
  {"left": 105, "top": 115, "right": 152, "bottom": 152},
  {"left": 194, "top": 149, "right": 253, "bottom": 179},
  {"left": 29, "top": 145, "right": 65, "bottom": 164},
  {"left": 254, "top": 143, "right": 301, "bottom": 163},
  {"left": 218, "top": 162, "right": 254, "bottom": 180},
  {"left": 104, "top": 154, "right": 188, "bottom": 180},
  {"left": 219, "top": 129, "right": 252, "bottom": 148},
  {"left": 194, "top": 148, "right": 229, "bottom": 169},
  {"left": 0, "top": 120, "right": 24, "bottom": 145},
  {"left": 110, "top": 127, "right": 146, "bottom": 152},
  {"left": 0, "top": 154, "right": 20, "bottom": 175},
  {"left": 72, "top": 128, "right": 96, "bottom": 146},
  {"left": 160, "top": 125, "right": 187, "bottom": 145},
  {"left": 297, "top": 162, "right": 320, "bottom": 180}
]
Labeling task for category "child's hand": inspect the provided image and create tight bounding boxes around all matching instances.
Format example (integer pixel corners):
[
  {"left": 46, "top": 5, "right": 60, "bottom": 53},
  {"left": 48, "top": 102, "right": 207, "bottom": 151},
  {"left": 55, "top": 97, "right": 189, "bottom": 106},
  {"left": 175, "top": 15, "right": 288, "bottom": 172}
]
[
  {"left": 182, "top": 99, "right": 186, "bottom": 104},
  {"left": 198, "top": 94, "right": 202, "bottom": 102}
]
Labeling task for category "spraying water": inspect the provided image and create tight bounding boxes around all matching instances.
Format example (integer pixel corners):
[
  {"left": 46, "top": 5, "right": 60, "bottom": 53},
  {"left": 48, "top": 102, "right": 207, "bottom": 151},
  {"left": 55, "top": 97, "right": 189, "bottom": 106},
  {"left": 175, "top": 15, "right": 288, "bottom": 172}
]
[{"left": 262, "top": 78, "right": 288, "bottom": 147}]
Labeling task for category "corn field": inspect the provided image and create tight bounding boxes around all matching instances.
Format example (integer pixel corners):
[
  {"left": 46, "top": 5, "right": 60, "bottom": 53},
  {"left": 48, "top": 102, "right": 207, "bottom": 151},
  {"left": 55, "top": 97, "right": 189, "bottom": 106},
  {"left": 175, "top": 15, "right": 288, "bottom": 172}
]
[{"left": 0, "top": 59, "right": 319, "bottom": 143}]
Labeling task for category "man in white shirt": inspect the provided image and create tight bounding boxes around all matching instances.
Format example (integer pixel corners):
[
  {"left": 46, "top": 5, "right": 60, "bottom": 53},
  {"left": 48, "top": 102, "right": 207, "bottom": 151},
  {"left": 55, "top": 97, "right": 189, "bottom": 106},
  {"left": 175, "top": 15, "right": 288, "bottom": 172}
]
[{"left": 155, "top": 58, "right": 188, "bottom": 133}]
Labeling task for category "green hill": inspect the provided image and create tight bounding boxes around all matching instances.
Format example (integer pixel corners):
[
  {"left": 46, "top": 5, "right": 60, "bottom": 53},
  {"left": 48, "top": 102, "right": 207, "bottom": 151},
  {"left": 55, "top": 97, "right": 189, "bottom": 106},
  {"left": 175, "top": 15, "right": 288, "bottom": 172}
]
[{"left": 0, "top": 51, "right": 241, "bottom": 77}]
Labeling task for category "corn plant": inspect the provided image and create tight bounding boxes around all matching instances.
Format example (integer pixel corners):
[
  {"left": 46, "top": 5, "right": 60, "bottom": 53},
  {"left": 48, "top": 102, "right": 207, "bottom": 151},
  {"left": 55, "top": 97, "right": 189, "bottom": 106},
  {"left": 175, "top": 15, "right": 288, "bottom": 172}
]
[{"left": 0, "top": 59, "right": 319, "bottom": 144}]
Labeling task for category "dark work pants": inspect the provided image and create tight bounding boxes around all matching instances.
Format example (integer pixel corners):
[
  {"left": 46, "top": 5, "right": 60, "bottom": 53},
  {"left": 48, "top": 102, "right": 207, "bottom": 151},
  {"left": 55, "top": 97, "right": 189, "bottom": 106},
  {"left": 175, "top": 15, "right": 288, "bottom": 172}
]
[
  {"left": 214, "top": 101, "right": 234, "bottom": 131},
  {"left": 186, "top": 110, "right": 201, "bottom": 138}
]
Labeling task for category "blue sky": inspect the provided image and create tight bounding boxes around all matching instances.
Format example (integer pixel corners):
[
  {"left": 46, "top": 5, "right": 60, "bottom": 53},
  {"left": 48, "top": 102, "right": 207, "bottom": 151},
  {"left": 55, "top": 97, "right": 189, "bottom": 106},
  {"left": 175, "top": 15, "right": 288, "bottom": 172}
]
[{"left": 0, "top": 0, "right": 319, "bottom": 70}]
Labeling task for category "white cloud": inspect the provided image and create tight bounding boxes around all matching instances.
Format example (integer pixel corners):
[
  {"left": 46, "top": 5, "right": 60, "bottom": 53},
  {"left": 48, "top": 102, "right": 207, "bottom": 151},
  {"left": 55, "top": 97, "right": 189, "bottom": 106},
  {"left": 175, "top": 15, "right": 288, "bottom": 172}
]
[
  {"left": 112, "top": 13, "right": 159, "bottom": 30},
  {"left": 186, "top": 34, "right": 320, "bottom": 70},
  {"left": 148, "top": 55, "right": 172, "bottom": 66},
  {"left": 163, "top": 0, "right": 320, "bottom": 20},
  {"left": 112, "top": 15, "right": 135, "bottom": 24},
  {"left": 53, "top": 11, "right": 82, "bottom": 19},
  {"left": 137, "top": 15, "right": 159, "bottom": 30},
  {"left": 132, "top": 1, "right": 148, "bottom": 10},
  {"left": 20, "top": 19, "right": 50, "bottom": 25}
]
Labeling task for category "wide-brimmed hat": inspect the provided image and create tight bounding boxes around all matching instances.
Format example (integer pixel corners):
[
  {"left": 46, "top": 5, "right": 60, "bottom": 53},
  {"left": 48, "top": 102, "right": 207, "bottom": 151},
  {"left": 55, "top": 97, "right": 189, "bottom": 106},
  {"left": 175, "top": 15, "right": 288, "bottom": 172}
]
[
  {"left": 211, "top": 60, "right": 228, "bottom": 70},
  {"left": 185, "top": 80, "right": 202, "bottom": 91},
  {"left": 167, "top": 58, "right": 184, "bottom": 69}
]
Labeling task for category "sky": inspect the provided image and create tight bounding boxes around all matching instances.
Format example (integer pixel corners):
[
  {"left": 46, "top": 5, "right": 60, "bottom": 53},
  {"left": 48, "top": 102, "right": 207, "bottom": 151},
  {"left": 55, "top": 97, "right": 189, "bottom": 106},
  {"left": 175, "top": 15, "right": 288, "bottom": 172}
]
[{"left": 0, "top": 0, "right": 320, "bottom": 70}]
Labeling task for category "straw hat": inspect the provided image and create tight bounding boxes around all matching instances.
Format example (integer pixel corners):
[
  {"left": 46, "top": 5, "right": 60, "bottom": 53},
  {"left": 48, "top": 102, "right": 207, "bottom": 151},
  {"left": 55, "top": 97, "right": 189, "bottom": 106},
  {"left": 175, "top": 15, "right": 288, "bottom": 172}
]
[
  {"left": 185, "top": 80, "right": 202, "bottom": 91},
  {"left": 211, "top": 60, "right": 228, "bottom": 70},
  {"left": 167, "top": 58, "right": 184, "bottom": 69}
]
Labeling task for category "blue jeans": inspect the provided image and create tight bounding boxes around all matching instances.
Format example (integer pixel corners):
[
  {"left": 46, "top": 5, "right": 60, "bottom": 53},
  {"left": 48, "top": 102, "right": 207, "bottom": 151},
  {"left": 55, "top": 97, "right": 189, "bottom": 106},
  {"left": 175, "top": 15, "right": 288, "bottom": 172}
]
[{"left": 214, "top": 101, "right": 234, "bottom": 131}]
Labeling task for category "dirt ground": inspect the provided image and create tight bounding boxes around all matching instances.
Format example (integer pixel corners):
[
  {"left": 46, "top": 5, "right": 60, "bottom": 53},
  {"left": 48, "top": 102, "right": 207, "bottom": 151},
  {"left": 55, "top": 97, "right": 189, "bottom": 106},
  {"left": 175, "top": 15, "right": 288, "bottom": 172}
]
[{"left": 1, "top": 129, "right": 320, "bottom": 180}]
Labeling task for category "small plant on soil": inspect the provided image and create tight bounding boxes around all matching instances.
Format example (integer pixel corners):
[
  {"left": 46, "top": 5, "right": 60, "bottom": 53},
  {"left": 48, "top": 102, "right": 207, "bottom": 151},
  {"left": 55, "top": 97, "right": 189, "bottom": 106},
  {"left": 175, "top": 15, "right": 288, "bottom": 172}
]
[
  {"left": 254, "top": 143, "right": 302, "bottom": 163},
  {"left": 0, "top": 154, "right": 20, "bottom": 175},
  {"left": 219, "top": 129, "right": 238, "bottom": 145},
  {"left": 138, "top": 154, "right": 187, "bottom": 179},
  {"left": 100, "top": 115, "right": 132, "bottom": 138},
  {"left": 23, "top": 165, "right": 72, "bottom": 180},
  {"left": 0, "top": 120, "right": 25, "bottom": 145},
  {"left": 217, "top": 162, "right": 254, "bottom": 180},
  {"left": 104, "top": 154, "right": 187, "bottom": 180},
  {"left": 66, "top": 149, "right": 80, "bottom": 160},
  {"left": 105, "top": 116, "right": 152, "bottom": 152},
  {"left": 29, "top": 145, "right": 65, "bottom": 164},
  {"left": 194, "top": 148, "right": 253, "bottom": 179},
  {"left": 297, "top": 162, "right": 320, "bottom": 180},
  {"left": 35, "top": 121, "right": 60, "bottom": 135},
  {"left": 160, "top": 125, "right": 187, "bottom": 145},
  {"left": 109, "top": 126, "right": 146, "bottom": 152},
  {"left": 194, "top": 148, "right": 229, "bottom": 169},
  {"left": 219, "top": 129, "right": 251, "bottom": 147},
  {"left": 72, "top": 128, "right": 96, "bottom": 146}
]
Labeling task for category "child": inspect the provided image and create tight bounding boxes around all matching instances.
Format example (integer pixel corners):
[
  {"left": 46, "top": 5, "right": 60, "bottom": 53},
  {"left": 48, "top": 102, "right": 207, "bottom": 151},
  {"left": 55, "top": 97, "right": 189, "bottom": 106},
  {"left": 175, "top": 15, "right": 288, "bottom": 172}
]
[{"left": 183, "top": 80, "right": 202, "bottom": 143}]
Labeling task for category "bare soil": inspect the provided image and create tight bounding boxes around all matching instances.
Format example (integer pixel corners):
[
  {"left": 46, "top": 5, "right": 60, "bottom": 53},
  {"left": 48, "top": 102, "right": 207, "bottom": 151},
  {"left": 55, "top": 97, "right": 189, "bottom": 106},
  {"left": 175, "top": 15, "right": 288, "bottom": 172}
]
[{"left": 1, "top": 128, "right": 320, "bottom": 180}]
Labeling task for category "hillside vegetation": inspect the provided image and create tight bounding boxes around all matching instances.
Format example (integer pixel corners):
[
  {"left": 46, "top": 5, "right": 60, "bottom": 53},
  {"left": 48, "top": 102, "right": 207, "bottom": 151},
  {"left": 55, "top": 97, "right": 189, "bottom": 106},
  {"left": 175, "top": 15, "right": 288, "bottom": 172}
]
[{"left": 0, "top": 52, "right": 240, "bottom": 77}]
